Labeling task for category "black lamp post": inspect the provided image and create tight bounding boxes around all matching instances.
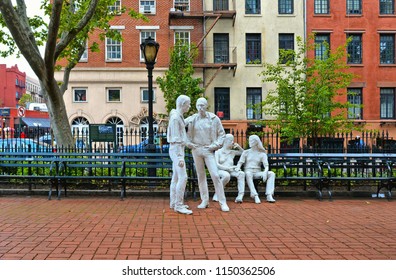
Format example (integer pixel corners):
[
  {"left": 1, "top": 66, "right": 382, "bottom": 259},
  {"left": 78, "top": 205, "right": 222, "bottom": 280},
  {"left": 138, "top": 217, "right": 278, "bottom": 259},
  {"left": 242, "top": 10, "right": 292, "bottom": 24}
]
[{"left": 140, "top": 37, "right": 160, "bottom": 152}]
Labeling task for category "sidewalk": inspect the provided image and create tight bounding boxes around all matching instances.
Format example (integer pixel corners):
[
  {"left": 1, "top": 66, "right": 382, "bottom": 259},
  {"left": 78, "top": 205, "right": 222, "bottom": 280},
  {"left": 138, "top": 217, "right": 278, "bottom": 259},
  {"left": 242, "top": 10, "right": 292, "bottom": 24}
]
[{"left": 0, "top": 195, "right": 395, "bottom": 260}]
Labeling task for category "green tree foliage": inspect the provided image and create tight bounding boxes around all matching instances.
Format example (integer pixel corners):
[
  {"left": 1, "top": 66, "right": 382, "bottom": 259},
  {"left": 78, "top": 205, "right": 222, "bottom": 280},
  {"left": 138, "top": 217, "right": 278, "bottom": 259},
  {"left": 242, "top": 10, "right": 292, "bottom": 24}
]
[
  {"left": 156, "top": 43, "right": 204, "bottom": 115},
  {"left": 259, "top": 35, "right": 357, "bottom": 141},
  {"left": 18, "top": 94, "right": 33, "bottom": 107},
  {"left": 0, "top": 0, "right": 145, "bottom": 146}
]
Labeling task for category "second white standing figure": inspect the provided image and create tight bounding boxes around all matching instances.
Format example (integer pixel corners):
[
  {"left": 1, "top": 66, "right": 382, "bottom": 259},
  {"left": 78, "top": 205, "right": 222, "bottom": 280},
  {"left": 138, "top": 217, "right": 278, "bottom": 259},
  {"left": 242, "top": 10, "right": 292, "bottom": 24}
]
[{"left": 186, "top": 98, "right": 230, "bottom": 212}]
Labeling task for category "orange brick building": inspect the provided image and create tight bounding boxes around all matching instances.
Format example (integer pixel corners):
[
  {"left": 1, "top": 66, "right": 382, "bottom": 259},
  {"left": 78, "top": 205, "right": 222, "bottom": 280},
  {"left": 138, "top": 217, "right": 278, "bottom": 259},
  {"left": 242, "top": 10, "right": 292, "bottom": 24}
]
[{"left": 307, "top": 0, "right": 396, "bottom": 136}]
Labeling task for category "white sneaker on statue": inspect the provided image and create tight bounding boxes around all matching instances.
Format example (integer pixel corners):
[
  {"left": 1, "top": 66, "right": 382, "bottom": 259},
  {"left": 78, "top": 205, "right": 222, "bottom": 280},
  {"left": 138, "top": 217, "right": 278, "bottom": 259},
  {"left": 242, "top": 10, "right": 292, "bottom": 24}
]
[
  {"left": 212, "top": 193, "right": 218, "bottom": 202},
  {"left": 174, "top": 206, "right": 193, "bottom": 215},
  {"left": 197, "top": 201, "right": 209, "bottom": 209},
  {"left": 254, "top": 195, "right": 261, "bottom": 204},
  {"left": 235, "top": 194, "right": 244, "bottom": 203},
  {"left": 220, "top": 203, "right": 230, "bottom": 212},
  {"left": 266, "top": 194, "right": 276, "bottom": 203}
]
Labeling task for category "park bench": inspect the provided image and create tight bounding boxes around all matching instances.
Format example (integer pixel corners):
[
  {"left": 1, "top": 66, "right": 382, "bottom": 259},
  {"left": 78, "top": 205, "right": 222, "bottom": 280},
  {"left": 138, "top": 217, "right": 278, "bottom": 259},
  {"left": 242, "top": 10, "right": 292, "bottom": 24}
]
[
  {"left": 52, "top": 151, "right": 197, "bottom": 200},
  {"left": 271, "top": 153, "right": 395, "bottom": 200},
  {"left": 0, "top": 152, "right": 59, "bottom": 194}
]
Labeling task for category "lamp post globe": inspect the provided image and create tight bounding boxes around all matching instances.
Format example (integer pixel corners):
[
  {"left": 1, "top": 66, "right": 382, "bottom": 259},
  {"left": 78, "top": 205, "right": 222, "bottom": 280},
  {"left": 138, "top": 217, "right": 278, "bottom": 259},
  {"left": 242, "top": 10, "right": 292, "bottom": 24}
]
[{"left": 140, "top": 37, "right": 160, "bottom": 150}]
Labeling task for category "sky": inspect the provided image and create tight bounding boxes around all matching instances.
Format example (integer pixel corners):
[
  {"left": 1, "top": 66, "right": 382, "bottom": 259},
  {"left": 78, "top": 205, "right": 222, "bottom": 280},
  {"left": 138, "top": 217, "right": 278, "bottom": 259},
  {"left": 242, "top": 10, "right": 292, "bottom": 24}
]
[{"left": 0, "top": 1, "right": 46, "bottom": 79}]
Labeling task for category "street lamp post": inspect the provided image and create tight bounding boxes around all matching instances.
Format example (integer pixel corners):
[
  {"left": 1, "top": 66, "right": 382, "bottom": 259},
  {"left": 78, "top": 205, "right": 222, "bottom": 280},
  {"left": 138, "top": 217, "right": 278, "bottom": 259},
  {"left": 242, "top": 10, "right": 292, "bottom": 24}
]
[{"left": 140, "top": 37, "right": 160, "bottom": 176}]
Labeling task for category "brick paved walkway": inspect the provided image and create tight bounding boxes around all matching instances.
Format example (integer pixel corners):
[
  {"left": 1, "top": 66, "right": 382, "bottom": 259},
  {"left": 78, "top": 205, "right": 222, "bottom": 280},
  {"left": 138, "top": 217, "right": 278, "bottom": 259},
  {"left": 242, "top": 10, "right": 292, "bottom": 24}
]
[{"left": 0, "top": 196, "right": 395, "bottom": 260}]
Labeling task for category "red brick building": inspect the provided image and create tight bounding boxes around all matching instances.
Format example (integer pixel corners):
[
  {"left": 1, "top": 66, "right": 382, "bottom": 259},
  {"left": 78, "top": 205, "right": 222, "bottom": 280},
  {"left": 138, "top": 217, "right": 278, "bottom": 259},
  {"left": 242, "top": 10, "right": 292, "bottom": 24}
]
[
  {"left": 0, "top": 64, "right": 26, "bottom": 108},
  {"left": 307, "top": 0, "right": 396, "bottom": 135}
]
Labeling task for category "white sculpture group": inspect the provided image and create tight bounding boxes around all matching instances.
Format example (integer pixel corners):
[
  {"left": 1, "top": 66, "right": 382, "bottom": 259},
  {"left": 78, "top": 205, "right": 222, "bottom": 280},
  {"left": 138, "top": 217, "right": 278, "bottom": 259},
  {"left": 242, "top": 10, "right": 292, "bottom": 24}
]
[{"left": 167, "top": 95, "right": 276, "bottom": 215}]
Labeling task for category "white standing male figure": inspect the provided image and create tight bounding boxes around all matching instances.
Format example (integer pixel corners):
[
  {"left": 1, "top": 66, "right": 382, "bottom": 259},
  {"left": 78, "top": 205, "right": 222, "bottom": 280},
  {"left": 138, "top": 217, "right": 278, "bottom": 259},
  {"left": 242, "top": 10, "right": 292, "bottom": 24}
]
[
  {"left": 215, "top": 134, "right": 245, "bottom": 203},
  {"left": 186, "top": 97, "right": 230, "bottom": 212},
  {"left": 167, "top": 95, "right": 193, "bottom": 215},
  {"left": 236, "top": 135, "right": 276, "bottom": 203}
]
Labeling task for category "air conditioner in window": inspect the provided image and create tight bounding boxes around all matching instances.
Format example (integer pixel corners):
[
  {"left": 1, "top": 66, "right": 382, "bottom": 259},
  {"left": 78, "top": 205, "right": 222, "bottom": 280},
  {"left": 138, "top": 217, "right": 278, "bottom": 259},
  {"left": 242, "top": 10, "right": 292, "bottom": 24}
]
[{"left": 143, "top": 5, "right": 151, "bottom": 13}]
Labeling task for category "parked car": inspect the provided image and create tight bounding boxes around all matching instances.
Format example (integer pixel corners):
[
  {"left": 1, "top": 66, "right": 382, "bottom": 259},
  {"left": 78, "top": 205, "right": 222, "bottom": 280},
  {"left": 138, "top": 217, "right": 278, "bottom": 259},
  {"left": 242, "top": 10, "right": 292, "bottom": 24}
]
[
  {"left": 39, "top": 134, "right": 56, "bottom": 145},
  {"left": 120, "top": 139, "right": 169, "bottom": 153},
  {"left": 0, "top": 138, "right": 52, "bottom": 153}
]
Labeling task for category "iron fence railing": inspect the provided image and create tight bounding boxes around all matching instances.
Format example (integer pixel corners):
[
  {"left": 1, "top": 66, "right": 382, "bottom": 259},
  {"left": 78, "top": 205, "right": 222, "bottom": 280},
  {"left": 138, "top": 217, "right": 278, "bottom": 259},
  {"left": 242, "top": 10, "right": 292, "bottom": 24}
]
[{"left": 1, "top": 127, "right": 396, "bottom": 154}]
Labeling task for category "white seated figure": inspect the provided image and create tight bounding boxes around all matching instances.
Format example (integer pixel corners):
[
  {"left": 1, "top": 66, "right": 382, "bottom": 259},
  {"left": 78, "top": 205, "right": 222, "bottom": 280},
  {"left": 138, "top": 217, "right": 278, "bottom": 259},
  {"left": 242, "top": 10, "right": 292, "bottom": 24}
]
[
  {"left": 214, "top": 134, "right": 245, "bottom": 203},
  {"left": 236, "top": 135, "right": 276, "bottom": 203}
]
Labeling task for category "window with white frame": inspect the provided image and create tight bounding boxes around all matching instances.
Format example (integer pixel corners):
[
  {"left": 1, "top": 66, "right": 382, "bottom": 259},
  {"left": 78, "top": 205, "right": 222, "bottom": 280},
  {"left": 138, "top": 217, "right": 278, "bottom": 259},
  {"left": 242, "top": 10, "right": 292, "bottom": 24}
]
[
  {"left": 314, "top": 0, "right": 329, "bottom": 14},
  {"left": 73, "top": 88, "right": 87, "bottom": 102},
  {"left": 140, "top": 1, "right": 156, "bottom": 14},
  {"left": 107, "top": 88, "right": 121, "bottom": 102},
  {"left": 380, "top": 0, "right": 395, "bottom": 14},
  {"left": 106, "top": 32, "right": 122, "bottom": 61},
  {"left": 79, "top": 42, "right": 88, "bottom": 62},
  {"left": 174, "top": 0, "right": 189, "bottom": 11},
  {"left": 108, "top": 0, "right": 121, "bottom": 14},
  {"left": 141, "top": 88, "right": 156, "bottom": 103},
  {"left": 140, "top": 31, "right": 156, "bottom": 61},
  {"left": 279, "top": 0, "right": 293, "bottom": 14},
  {"left": 245, "top": 0, "right": 260, "bottom": 14},
  {"left": 347, "top": 88, "right": 363, "bottom": 119},
  {"left": 175, "top": 31, "right": 190, "bottom": 46},
  {"left": 380, "top": 88, "right": 395, "bottom": 119},
  {"left": 347, "top": 0, "right": 362, "bottom": 14}
]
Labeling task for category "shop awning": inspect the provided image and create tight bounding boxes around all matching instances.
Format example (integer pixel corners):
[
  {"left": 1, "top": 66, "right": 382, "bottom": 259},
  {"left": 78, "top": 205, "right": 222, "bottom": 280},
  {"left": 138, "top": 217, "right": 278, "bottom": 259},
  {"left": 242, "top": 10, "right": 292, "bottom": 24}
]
[{"left": 22, "top": 117, "right": 51, "bottom": 128}]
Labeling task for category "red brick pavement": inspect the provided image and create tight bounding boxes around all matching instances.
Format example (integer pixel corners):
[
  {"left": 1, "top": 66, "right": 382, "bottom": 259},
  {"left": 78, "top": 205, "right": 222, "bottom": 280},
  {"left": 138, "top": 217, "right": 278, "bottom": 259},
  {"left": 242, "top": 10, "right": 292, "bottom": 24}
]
[{"left": 0, "top": 196, "right": 395, "bottom": 260}]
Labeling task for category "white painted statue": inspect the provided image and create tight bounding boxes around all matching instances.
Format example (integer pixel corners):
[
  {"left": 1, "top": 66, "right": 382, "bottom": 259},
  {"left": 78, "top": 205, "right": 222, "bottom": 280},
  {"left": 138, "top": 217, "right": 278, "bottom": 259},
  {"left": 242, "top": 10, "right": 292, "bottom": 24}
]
[
  {"left": 236, "top": 135, "right": 276, "bottom": 203},
  {"left": 214, "top": 134, "right": 245, "bottom": 203},
  {"left": 186, "top": 98, "right": 230, "bottom": 212},
  {"left": 167, "top": 95, "right": 193, "bottom": 215}
]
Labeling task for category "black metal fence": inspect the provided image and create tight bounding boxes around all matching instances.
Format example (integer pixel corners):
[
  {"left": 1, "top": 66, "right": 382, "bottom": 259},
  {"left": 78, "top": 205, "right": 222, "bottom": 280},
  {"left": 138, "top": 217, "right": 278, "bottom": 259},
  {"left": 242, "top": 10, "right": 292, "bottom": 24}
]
[{"left": 1, "top": 127, "right": 396, "bottom": 154}]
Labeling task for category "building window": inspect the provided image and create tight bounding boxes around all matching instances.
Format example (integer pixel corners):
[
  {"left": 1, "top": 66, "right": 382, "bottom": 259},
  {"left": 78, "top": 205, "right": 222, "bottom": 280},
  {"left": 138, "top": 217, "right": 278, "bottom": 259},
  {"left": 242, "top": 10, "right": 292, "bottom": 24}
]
[
  {"left": 380, "top": 88, "right": 395, "bottom": 119},
  {"left": 214, "top": 88, "right": 230, "bottom": 120},
  {"left": 174, "top": 0, "right": 189, "bottom": 11},
  {"left": 279, "top": 33, "right": 294, "bottom": 63},
  {"left": 347, "top": 88, "right": 362, "bottom": 119},
  {"left": 140, "top": 1, "right": 156, "bottom": 14},
  {"left": 175, "top": 31, "right": 190, "bottom": 46},
  {"left": 106, "top": 33, "right": 122, "bottom": 61},
  {"left": 79, "top": 42, "right": 88, "bottom": 62},
  {"left": 314, "top": 0, "right": 330, "bottom": 14},
  {"left": 214, "top": 33, "right": 229, "bottom": 63},
  {"left": 246, "top": 34, "right": 261, "bottom": 64},
  {"left": 380, "top": 0, "right": 394, "bottom": 14},
  {"left": 72, "top": 117, "right": 90, "bottom": 137},
  {"left": 245, "top": 0, "right": 260, "bottom": 14},
  {"left": 108, "top": 0, "right": 121, "bottom": 14},
  {"left": 380, "top": 34, "right": 395, "bottom": 64},
  {"left": 247, "top": 88, "right": 262, "bottom": 120},
  {"left": 106, "top": 117, "right": 124, "bottom": 145},
  {"left": 347, "top": 34, "right": 362, "bottom": 64},
  {"left": 107, "top": 88, "right": 121, "bottom": 102},
  {"left": 346, "top": 0, "right": 362, "bottom": 14},
  {"left": 141, "top": 88, "right": 156, "bottom": 103},
  {"left": 73, "top": 88, "right": 87, "bottom": 102},
  {"left": 214, "top": 0, "right": 229, "bottom": 11},
  {"left": 279, "top": 0, "right": 293, "bottom": 14},
  {"left": 140, "top": 31, "right": 156, "bottom": 61},
  {"left": 315, "top": 33, "right": 330, "bottom": 60}
]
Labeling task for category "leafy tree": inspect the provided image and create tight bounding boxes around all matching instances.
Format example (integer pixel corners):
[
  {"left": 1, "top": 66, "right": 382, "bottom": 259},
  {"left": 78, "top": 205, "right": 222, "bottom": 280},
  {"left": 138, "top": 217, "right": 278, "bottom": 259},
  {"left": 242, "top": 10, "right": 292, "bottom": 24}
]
[
  {"left": 156, "top": 43, "right": 204, "bottom": 115},
  {"left": 259, "top": 35, "right": 357, "bottom": 142},
  {"left": 0, "top": 0, "right": 145, "bottom": 146},
  {"left": 18, "top": 93, "right": 33, "bottom": 107}
]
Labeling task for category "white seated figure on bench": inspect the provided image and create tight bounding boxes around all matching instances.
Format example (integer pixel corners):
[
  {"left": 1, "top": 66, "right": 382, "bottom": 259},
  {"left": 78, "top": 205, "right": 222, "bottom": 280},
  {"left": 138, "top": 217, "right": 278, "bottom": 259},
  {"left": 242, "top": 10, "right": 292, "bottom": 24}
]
[
  {"left": 167, "top": 94, "right": 193, "bottom": 215},
  {"left": 214, "top": 134, "right": 245, "bottom": 203},
  {"left": 236, "top": 135, "right": 276, "bottom": 203}
]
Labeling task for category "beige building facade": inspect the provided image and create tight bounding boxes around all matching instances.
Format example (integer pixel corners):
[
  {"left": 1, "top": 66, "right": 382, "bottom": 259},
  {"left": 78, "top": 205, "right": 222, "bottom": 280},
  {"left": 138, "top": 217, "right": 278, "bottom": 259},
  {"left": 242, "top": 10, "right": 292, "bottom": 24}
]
[{"left": 55, "top": 1, "right": 306, "bottom": 142}]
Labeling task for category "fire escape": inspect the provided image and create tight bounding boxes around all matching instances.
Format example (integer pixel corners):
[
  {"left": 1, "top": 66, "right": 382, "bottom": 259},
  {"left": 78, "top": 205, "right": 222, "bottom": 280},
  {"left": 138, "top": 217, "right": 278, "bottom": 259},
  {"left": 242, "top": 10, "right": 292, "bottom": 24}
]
[{"left": 169, "top": 4, "right": 237, "bottom": 89}]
